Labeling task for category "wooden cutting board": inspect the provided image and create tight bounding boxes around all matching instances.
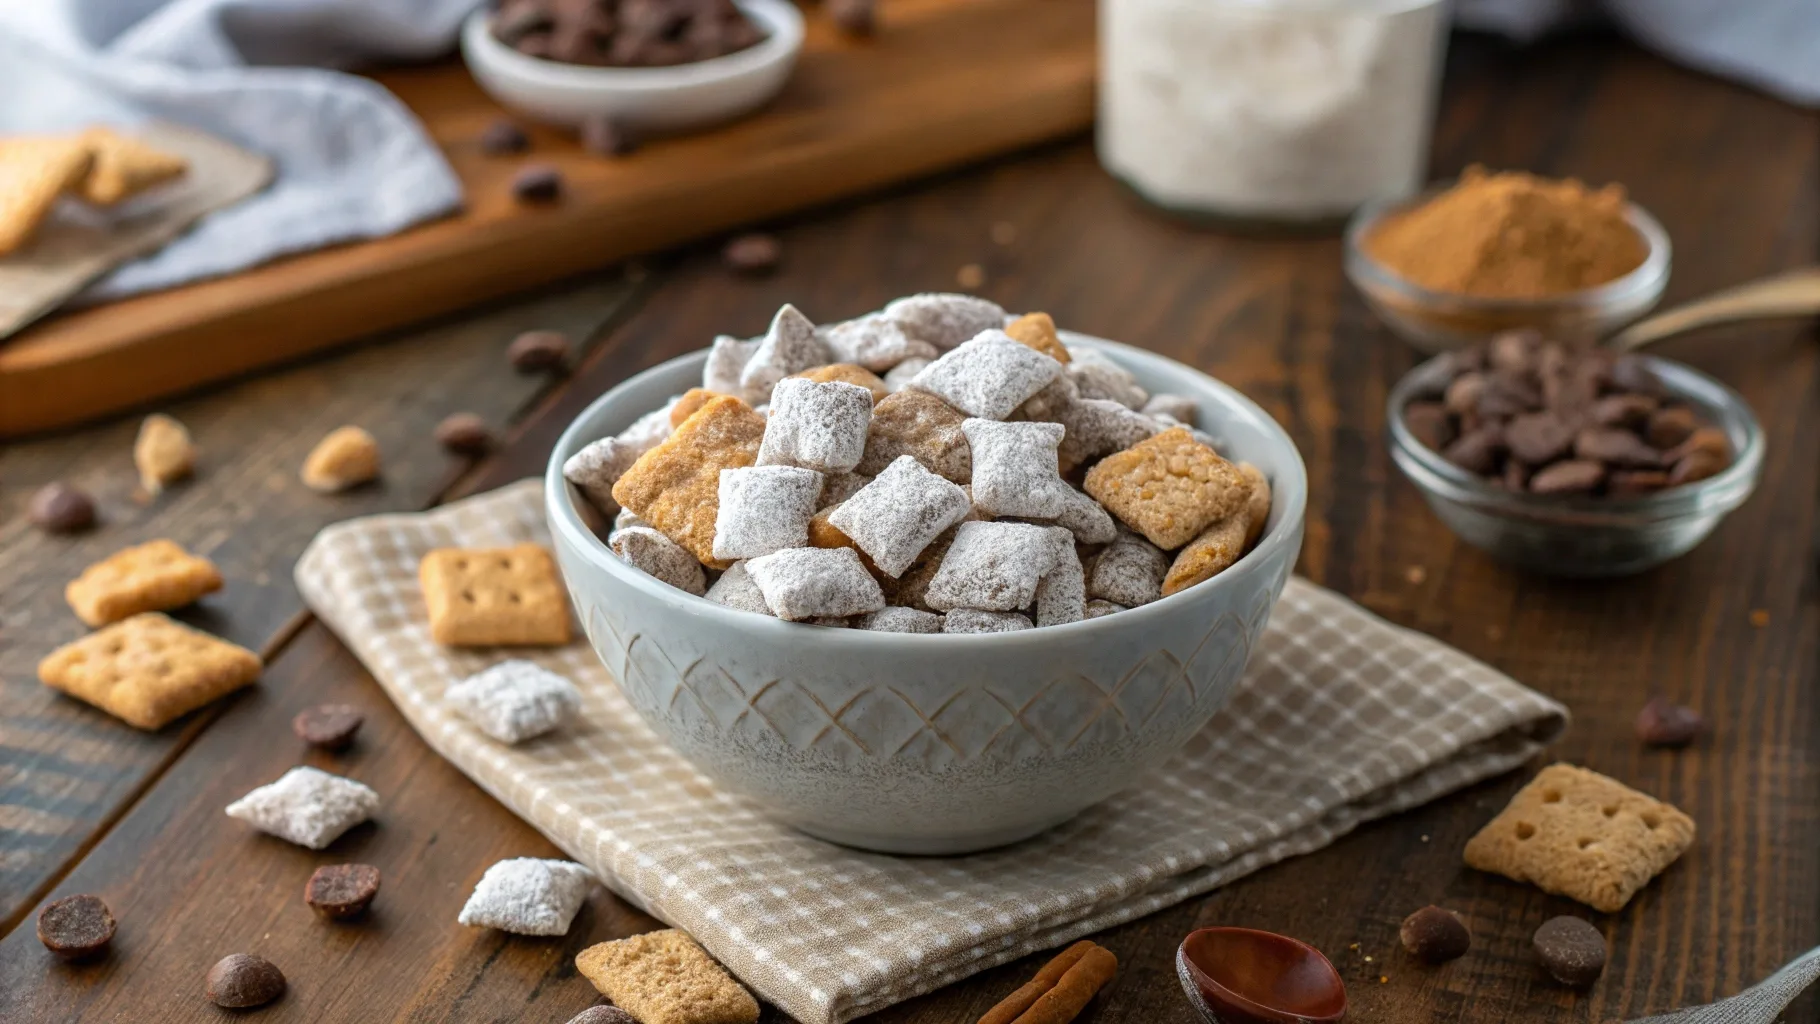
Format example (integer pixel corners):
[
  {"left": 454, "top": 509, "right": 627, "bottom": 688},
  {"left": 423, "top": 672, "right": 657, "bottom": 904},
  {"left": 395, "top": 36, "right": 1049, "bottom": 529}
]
[{"left": 0, "top": 0, "right": 1094, "bottom": 438}]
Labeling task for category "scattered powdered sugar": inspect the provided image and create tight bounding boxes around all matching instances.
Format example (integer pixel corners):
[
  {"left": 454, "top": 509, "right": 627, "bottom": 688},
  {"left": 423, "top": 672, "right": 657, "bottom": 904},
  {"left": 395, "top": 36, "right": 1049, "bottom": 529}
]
[
  {"left": 925, "top": 520, "right": 1062, "bottom": 611},
  {"left": 705, "top": 560, "right": 774, "bottom": 616},
  {"left": 457, "top": 858, "right": 592, "bottom": 936},
  {"left": 703, "top": 335, "right": 764, "bottom": 404},
  {"left": 712, "top": 466, "right": 823, "bottom": 560},
  {"left": 1143, "top": 393, "right": 1198, "bottom": 423},
  {"left": 447, "top": 659, "right": 583, "bottom": 744},
  {"left": 1067, "top": 347, "right": 1149, "bottom": 409},
  {"left": 1089, "top": 530, "right": 1169, "bottom": 606},
  {"left": 821, "top": 313, "right": 941, "bottom": 371},
  {"left": 963, "top": 418, "right": 1070, "bottom": 519},
  {"left": 1034, "top": 528, "right": 1086, "bottom": 626},
  {"left": 1086, "top": 599, "right": 1126, "bottom": 619},
  {"left": 943, "top": 609, "right": 1033, "bottom": 633},
  {"left": 884, "top": 293, "right": 1008, "bottom": 350},
  {"left": 882, "top": 357, "right": 932, "bottom": 393},
  {"left": 827, "top": 456, "right": 972, "bottom": 577},
  {"left": 745, "top": 547, "right": 886, "bottom": 621},
  {"left": 910, "top": 330, "right": 1064, "bottom": 420},
  {"left": 855, "top": 607, "right": 943, "bottom": 633},
  {"left": 612, "top": 526, "right": 707, "bottom": 596},
  {"left": 740, "top": 304, "right": 829, "bottom": 396},
  {"left": 225, "top": 766, "right": 379, "bottom": 850},
  {"left": 757, "top": 378, "right": 874, "bottom": 473}
]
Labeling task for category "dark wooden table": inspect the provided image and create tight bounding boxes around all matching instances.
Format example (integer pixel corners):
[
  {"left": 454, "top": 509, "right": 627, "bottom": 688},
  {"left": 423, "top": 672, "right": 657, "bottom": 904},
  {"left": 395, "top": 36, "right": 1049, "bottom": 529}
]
[{"left": 2, "top": 34, "right": 1816, "bottom": 1024}]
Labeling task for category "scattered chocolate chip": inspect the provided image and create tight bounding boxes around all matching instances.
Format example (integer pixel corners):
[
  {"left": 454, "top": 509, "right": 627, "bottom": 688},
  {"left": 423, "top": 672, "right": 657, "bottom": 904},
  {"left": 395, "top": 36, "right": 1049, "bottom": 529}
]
[
  {"left": 1533, "top": 916, "right": 1606, "bottom": 988},
  {"left": 1574, "top": 427, "right": 1663, "bottom": 467},
  {"left": 1668, "top": 450, "right": 1727, "bottom": 486},
  {"left": 1644, "top": 405, "right": 1698, "bottom": 449},
  {"left": 1504, "top": 412, "right": 1577, "bottom": 465},
  {"left": 1442, "top": 428, "right": 1503, "bottom": 475},
  {"left": 721, "top": 232, "right": 782, "bottom": 275},
  {"left": 1399, "top": 906, "right": 1470, "bottom": 964},
  {"left": 828, "top": 0, "right": 876, "bottom": 36},
  {"left": 511, "top": 163, "right": 564, "bottom": 203},
  {"left": 1608, "top": 469, "right": 1671, "bottom": 497},
  {"left": 1529, "top": 459, "right": 1606, "bottom": 495},
  {"left": 37, "top": 894, "right": 116, "bottom": 960},
  {"left": 292, "top": 704, "right": 364, "bottom": 751},
  {"left": 508, "top": 329, "right": 572, "bottom": 372},
  {"left": 1636, "top": 695, "right": 1703, "bottom": 747},
  {"left": 479, "top": 118, "right": 531, "bottom": 156},
  {"left": 207, "top": 954, "right": 287, "bottom": 1008},
  {"left": 1591, "top": 393, "right": 1658, "bottom": 428},
  {"left": 580, "top": 114, "right": 637, "bottom": 157},
  {"left": 305, "top": 864, "right": 381, "bottom": 919},
  {"left": 27, "top": 482, "right": 97, "bottom": 534},
  {"left": 435, "top": 413, "right": 494, "bottom": 457},
  {"left": 1401, "top": 401, "right": 1453, "bottom": 452},
  {"left": 568, "top": 1008, "right": 638, "bottom": 1024}
]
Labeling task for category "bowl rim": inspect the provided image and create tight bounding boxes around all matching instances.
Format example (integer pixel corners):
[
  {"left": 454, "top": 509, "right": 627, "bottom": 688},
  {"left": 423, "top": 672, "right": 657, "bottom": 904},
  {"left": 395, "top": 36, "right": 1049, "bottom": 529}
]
[
  {"left": 461, "top": 0, "right": 805, "bottom": 92},
  {"left": 1343, "top": 182, "right": 1673, "bottom": 317},
  {"left": 545, "top": 332, "right": 1308, "bottom": 644},
  {"left": 1386, "top": 351, "right": 1765, "bottom": 526}
]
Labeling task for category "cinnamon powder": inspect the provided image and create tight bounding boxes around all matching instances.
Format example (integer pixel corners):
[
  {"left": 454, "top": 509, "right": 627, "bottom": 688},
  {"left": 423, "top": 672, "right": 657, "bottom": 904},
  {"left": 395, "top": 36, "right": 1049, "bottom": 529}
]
[{"left": 1365, "top": 166, "right": 1647, "bottom": 298}]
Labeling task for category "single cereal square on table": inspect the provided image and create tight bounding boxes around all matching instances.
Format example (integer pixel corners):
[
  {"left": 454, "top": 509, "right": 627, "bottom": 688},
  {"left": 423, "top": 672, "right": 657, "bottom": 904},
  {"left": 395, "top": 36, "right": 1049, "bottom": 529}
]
[
  {"left": 65, "top": 538, "right": 223, "bottom": 627},
  {"left": 459, "top": 858, "right": 593, "bottom": 936},
  {"left": 38, "top": 612, "right": 261, "bottom": 730},
  {"left": 1083, "top": 427, "right": 1252, "bottom": 550},
  {"left": 613, "top": 394, "right": 767, "bottom": 567},
  {"left": 225, "top": 766, "right": 379, "bottom": 850},
  {"left": 447, "top": 659, "right": 582, "bottom": 744},
  {"left": 419, "top": 543, "right": 573, "bottom": 647},
  {"left": 576, "top": 929, "right": 759, "bottom": 1024},
  {"left": 1463, "top": 763, "right": 1695, "bottom": 913}
]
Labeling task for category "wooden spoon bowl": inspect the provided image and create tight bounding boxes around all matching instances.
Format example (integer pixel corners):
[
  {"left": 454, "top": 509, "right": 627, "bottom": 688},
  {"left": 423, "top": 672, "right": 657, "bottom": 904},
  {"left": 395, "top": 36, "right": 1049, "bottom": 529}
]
[{"left": 1176, "top": 927, "right": 1347, "bottom": 1024}]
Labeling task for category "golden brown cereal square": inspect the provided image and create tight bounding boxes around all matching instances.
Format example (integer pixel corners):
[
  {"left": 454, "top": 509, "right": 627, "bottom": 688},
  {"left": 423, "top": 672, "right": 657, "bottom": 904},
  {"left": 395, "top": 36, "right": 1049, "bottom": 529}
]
[
  {"left": 1161, "top": 515, "right": 1247, "bottom": 597},
  {"left": 65, "top": 539, "right": 224, "bottom": 627},
  {"left": 788, "top": 363, "right": 889, "bottom": 403},
  {"left": 856, "top": 389, "right": 970, "bottom": 483},
  {"left": 1005, "top": 312, "right": 1071, "bottom": 363},
  {"left": 38, "top": 612, "right": 261, "bottom": 730},
  {"left": 1463, "top": 763, "right": 1695, "bottom": 913},
  {"left": 1082, "top": 428, "right": 1251, "bottom": 550},
  {"left": 576, "top": 929, "right": 759, "bottom": 1024},
  {"left": 612, "top": 395, "right": 767, "bottom": 567},
  {"left": 419, "top": 543, "right": 573, "bottom": 647},
  {"left": 670, "top": 387, "right": 727, "bottom": 428}
]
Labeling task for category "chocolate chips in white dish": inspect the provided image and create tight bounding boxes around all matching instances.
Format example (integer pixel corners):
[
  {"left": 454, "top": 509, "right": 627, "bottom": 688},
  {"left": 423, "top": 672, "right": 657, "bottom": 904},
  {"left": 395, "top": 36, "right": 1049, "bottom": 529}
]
[{"left": 581, "top": 297, "right": 1275, "bottom": 631}]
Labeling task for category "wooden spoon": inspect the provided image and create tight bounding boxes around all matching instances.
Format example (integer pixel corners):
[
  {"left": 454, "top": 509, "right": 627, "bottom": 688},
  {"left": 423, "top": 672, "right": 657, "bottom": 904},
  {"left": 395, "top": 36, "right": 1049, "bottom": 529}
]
[
  {"left": 1608, "top": 266, "right": 1820, "bottom": 351},
  {"left": 1176, "top": 927, "right": 1347, "bottom": 1024}
]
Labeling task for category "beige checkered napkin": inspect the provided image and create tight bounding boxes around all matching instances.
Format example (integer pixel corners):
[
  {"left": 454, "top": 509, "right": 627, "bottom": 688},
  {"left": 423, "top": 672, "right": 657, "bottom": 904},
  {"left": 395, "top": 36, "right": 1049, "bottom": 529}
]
[{"left": 295, "top": 480, "right": 1567, "bottom": 1024}]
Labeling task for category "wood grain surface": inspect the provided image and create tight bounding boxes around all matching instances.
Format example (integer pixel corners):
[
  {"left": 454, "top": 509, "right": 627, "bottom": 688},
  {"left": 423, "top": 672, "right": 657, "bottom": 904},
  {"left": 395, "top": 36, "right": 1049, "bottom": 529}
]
[
  {"left": 2, "top": 33, "right": 1817, "bottom": 1024},
  {"left": 0, "top": 0, "right": 1095, "bottom": 438}
]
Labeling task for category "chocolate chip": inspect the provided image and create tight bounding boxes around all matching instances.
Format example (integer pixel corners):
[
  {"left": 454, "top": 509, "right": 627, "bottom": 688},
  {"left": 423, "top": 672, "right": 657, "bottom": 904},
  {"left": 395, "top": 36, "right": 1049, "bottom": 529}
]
[
  {"left": 1533, "top": 916, "right": 1606, "bottom": 988},
  {"left": 721, "top": 232, "right": 782, "bottom": 275},
  {"left": 305, "top": 863, "right": 381, "bottom": 919},
  {"left": 1645, "top": 406, "right": 1698, "bottom": 448},
  {"left": 480, "top": 118, "right": 531, "bottom": 155},
  {"left": 1609, "top": 469, "right": 1671, "bottom": 497},
  {"left": 1636, "top": 695, "right": 1703, "bottom": 747},
  {"left": 207, "top": 954, "right": 287, "bottom": 1008},
  {"left": 1478, "top": 371, "right": 1542, "bottom": 419},
  {"left": 568, "top": 1008, "right": 639, "bottom": 1024},
  {"left": 1668, "top": 426, "right": 1729, "bottom": 463},
  {"left": 1668, "top": 449, "right": 1727, "bottom": 486},
  {"left": 1501, "top": 459, "right": 1530, "bottom": 493},
  {"left": 1401, "top": 401, "right": 1453, "bottom": 452},
  {"left": 28, "top": 482, "right": 97, "bottom": 534},
  {"left": 1442, "top": 373, "right": 1484, "bottom": 418},
  {"left": 1400, "top": 905, "right": 1470, "bottom": 964},
  {"left": 292, "top": 704, "right": 364, "bottom": 751},
  {"left": 580, "top": 114, "right": 637, "bottom": 157},
  {"left": 1487, "top": 329, "right": 1541, "bottom": 376},
  {"left": 1591, "top": 393, "right": 1658, "bottom": 428},
  {"left": 1442, "top": 428, "right": 1504, "bottom": 475},
  {"left": 494, "top": 0, "right": 555, "bottom": 43},
  {"left": 511, "top": 163, "right": 564, "bottom": 203},
  {"left": 1504, "top": 412, "right": 1576, "bottom": 465},
  {"left": 1575, "top": 427, "right": 1663, "bottom": 467},
  {"left": 828, "top": 0, "right": 876, "bottom": 36},
  {"left": 435, "top": 413, "right": 494, "bottom": 457},
  {"left": 37, "top": 894, "right": 116, "bottom": 960},
  {"left": 508, "top": 329, "right": 572, "bottom": 372},
  {"left": 1610, "top": 354, "right": 1663, "bottom": 396},
  {"left": 1529, "top": 459, "right": 1605, "bottom": 495},
  {"left": 516, "top": 32, "right": 555, "bottom": 58}
]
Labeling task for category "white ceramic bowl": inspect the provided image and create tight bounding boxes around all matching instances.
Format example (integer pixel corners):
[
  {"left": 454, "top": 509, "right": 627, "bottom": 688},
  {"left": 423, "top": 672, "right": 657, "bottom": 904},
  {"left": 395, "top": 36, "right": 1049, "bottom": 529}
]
[
  {"left": 461, "top": 0, "right": 804, "bottom": 132},
  {"left": 545, "top": 334, "right": 1308, "bottom": 854}
]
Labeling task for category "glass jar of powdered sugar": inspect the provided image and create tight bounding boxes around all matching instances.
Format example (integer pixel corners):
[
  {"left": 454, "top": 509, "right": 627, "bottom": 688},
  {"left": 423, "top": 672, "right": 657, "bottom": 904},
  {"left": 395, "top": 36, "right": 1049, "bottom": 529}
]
[{"left": 1098, "top": 0, "right": 1449, "bottom": 227}]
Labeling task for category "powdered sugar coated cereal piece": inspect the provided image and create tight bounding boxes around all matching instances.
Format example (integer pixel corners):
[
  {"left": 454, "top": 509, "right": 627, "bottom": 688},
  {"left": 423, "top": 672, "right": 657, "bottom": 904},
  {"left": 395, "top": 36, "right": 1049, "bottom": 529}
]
[
  {"left": 757, "top": 377, "right": 874, "bottom": 473},
  {"left": 789, "top": 363, "right": 889, "bottom": 403},
  {"left": 963, "top": 418, "right": 1071, "bottom": 518},
  {"left": 883, "top": 357, "right": 932, "bottom": 393},
  {"left": 458, "top": 858, "right": 592, "bottom": 936},
  {"left": 856, "top": 607, "right": 942, "bottom": 633},
  {"left": 704, "top": 335, "right": 765, "bottom": 404},
  {"left": 563, "top": 405, "right": 674, "bottom": 516},
  {"left": 925, "top": 520, "right": 1062, "bottom": 612},
  {"left": 1067, "top": 347, "right": 1149, "bottom": 409},
  {"left": 611, "top": 526, "right": 707, "bottom": 596},
  {"left": 739, "top": 304, "right": 829, "bottom": 396},
  {"left": 828, "top": 456, "right": 972, "bottom": 577},
  {"left": 225, "top": 766, "right": 378, "bottom": 850},
  {"left": 712, "top": 465, "right": 823, "bottom": 560},
  {"left": 910, "top": 331, "right": 1063, "bottom": 420},
  {"left": 1143, "top": 393, "right": 1198, "bottom": 423},
  {"left": 885, "top": 293, "right": 1008, "bottom": 350},
  {"left": 822, "top": 313, "right": 941, "bottom": 371},
  {"left": 1058, "top": 398, "right": 1162, "bottom": 469},
  {"left": 858, "top": 389, "right": 971, "bottom": 483},
  {"left": 447, "top": 659, "right": 583, "bottom": 744},
  {"left": 613, "top": 507, "right": 650, "bottom": 531},
  {"left": 1054, "top": 488, "right": 1119, "bottom": 545},
  {"left": 611, "top": 395, "right": 767, "bottom": 568},
  {"left": 1089, "top": 531, "right": 1168, "bottom": 606},
  {"left": 818, "top": 470, "right": 872, "bottom": 508},
  {"left": 745, "top": 547, "right": 886, "bottom": 621},
  {"left": 1034, "top": 528, "right": 1085, "bottom": 626},
  {"left": 705, "top": 560, "right": 775, "bottom": 616},
  {"left": 943, "top": 609, "right": 1032, "bottom": 634},
  {"left": 1086, "top": 599, "right": 1125, "bottom": 619}
]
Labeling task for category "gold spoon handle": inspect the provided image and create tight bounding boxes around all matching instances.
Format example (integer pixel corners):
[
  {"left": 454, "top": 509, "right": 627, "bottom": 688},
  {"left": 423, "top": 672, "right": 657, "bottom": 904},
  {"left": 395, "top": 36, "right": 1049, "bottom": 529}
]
[{"left": 1608, "top": 266, "right": 1820, "bottom": 352}]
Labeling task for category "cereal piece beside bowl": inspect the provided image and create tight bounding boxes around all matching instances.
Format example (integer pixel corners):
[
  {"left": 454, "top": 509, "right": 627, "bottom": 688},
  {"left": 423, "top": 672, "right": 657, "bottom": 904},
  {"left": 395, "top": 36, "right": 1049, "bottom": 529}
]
[{"left": 546, "top": 332, "right": 1306, "bottom": 853}]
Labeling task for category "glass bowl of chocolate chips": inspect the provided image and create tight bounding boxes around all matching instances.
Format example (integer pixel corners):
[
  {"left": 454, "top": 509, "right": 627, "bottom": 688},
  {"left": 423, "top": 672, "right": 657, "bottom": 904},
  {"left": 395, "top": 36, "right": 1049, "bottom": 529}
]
[{"left": 1388, "top": 329, "right": 1763, "bottom": 577}]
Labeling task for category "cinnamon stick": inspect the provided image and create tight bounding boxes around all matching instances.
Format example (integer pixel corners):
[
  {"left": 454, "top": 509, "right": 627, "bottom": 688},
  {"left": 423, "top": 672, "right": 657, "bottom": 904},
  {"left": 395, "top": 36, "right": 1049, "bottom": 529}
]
[{"left": 977, "top": 940, "right": 1117, "bottom": 1024}]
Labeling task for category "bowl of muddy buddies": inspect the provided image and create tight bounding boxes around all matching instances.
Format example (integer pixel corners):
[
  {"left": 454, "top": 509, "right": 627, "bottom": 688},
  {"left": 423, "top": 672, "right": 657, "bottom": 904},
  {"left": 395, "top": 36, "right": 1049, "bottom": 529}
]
[{"left": 546, "top": 295, "right": 1306, "bottom": 854}]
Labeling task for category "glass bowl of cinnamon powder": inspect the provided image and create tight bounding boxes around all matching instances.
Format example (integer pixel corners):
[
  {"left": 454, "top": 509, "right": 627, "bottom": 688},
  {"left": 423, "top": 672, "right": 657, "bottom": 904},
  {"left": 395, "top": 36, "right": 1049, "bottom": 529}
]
[{"left": 1345, "top": 167, "right": 1671, "bottom": 353}]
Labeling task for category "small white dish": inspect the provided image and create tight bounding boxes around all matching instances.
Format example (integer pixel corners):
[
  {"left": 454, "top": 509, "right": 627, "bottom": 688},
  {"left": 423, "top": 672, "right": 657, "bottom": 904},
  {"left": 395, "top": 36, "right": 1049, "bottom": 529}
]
[{"left": 460, "top": 0, "right": 804, "bottom": 133}]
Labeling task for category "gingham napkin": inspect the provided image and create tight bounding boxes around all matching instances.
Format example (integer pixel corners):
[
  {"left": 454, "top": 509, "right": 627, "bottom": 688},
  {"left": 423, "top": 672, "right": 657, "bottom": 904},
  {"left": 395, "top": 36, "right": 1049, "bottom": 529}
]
[{"left": 295, "top": 480, "right": 1568, "bottom": 1024}]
